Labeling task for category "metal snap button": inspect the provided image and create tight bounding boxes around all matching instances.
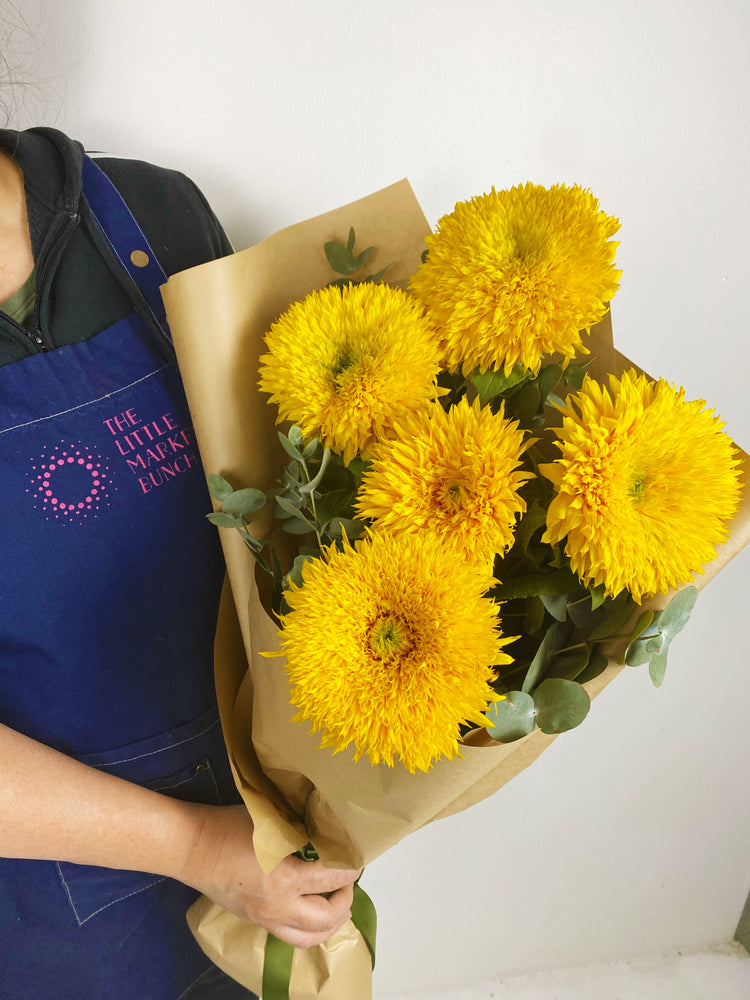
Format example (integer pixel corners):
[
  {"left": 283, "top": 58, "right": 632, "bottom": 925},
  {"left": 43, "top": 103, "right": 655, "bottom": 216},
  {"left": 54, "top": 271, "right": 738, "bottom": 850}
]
[{"left": 130, "top": 249, "right": 150, "bottom": 268}]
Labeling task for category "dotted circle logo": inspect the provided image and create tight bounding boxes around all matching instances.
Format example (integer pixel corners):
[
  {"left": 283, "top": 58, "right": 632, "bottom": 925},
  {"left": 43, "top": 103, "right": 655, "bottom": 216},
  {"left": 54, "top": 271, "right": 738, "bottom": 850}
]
[{"left": 27, "top": 444, "right": 115, "bottom": 522}]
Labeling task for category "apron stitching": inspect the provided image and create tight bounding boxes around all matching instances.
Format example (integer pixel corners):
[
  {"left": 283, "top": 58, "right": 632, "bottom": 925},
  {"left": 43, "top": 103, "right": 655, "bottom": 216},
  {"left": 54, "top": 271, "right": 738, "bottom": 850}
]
[
  {"left": 89, "top": 716, "right": 222, "bottom": 768},
  {"left": 0, "top": 363, "right": 171, "bottom": 436},
  {"left": 55, "top": 861, "right": 166, "bottom": 926},
  {"left": 177, "top": 964, "right": 216, "bottom": 1000}
]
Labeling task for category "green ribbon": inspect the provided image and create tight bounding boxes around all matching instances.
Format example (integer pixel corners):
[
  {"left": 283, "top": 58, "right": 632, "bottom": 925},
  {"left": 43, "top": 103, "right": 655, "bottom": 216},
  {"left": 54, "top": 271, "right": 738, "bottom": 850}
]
[{"left": 261, "top": 882, "right": 377, "bottom": 1000}]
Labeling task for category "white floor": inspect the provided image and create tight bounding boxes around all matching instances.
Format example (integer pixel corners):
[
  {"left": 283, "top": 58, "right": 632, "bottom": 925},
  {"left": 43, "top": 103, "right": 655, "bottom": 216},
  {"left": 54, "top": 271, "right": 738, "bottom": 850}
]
[{"left": 385, "top": 941, "right": 750, "bottom": 1000}]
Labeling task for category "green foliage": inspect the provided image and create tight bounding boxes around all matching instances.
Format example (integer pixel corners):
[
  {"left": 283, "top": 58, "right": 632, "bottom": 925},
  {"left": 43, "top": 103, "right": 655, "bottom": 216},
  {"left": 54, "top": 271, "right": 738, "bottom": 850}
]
[
  {"left": 484, "top": 678, "right": 590, "bottom": 742},
  {"left": 467, "top": 360, "right": 566, "bottom": 429},
  {"left": 485, "top": 691, "right": 536, "bottom": 742},
  {"left": 207, "top": 425, "right": 368, "bottom": 609},
  {"left": 561, "top": 357, "right": 596, "bottom": 392},
  {"left": 533, "top": 678, "right": 591, "bottom": 734},
  {"left": 324, "top": 227, "right": 390, "bottom": 286},
  {"left": 522, "top": 621, "right": 569, "bottom": 693},
  {"left": 469, "top": 363, "right": 529, "bottom": 403},
  {"left": 624, "top": 587, "right": 698, "bottom": 686}
]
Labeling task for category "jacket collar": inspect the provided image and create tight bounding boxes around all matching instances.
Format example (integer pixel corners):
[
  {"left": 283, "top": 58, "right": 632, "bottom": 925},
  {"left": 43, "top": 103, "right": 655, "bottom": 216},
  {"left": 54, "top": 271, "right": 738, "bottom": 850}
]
[{"left": 0, "top": 127, "right": 83, "bottom": 260}]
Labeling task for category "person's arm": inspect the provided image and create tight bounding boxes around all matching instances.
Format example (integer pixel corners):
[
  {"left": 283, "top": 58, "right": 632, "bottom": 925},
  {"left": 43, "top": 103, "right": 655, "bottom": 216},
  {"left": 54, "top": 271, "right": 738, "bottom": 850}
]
[{"left": 0, "top": 723, "right": 359, "bottom": 948}]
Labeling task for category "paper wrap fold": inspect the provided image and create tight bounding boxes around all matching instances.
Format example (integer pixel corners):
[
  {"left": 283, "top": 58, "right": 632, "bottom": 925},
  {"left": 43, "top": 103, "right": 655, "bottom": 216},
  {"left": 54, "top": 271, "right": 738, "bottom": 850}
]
[{"left": 162, "top": 180, "right": 750, "bottom": 998}]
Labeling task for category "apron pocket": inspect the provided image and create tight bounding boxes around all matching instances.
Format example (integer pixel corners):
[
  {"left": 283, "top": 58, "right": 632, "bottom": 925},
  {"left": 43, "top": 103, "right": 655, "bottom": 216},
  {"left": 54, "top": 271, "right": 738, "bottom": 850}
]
[
  {"left": 58, "top": 707, "right": 234, "bottom": 925},
  {"left": 56, "top": 863, "right": 165, "bottom": 926}
]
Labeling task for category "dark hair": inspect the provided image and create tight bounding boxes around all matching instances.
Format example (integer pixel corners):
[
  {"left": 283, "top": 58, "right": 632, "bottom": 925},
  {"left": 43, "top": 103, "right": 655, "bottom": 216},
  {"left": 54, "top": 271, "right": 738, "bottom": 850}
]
[{"left": 0, "top": 3, "right": 46, "bottom": 127}]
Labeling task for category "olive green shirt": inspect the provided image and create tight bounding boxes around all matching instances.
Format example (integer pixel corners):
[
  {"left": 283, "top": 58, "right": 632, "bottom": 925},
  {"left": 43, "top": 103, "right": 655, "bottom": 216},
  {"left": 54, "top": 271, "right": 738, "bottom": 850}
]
[{"left": 1, "top": 270, "right": 36, "bottom": 327}]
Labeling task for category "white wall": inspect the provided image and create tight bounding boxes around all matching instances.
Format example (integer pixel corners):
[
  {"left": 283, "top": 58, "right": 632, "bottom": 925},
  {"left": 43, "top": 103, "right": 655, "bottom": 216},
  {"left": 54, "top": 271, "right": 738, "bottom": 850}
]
[{"left": 9, "top": 1, "right": 750, "bottom": 995}]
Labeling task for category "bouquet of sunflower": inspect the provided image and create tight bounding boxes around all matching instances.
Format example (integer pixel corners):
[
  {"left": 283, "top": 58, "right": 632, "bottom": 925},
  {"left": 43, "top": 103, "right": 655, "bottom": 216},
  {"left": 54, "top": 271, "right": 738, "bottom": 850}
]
[{"left": 162, "top": 180, "right": 748, "bottom": 999}]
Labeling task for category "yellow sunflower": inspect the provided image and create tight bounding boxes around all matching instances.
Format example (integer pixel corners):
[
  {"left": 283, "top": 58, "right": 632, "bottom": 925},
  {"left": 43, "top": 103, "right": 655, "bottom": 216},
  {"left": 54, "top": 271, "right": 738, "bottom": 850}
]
[
  {"left": 409, "top": 182, "right": 621, "bottom": 376},
  {"left": 356, "top": 396, "right": 531, "bottom": 565},
  {"left": 258, "top": 282, "right": 441, "bottom": 464},
  {"left": 542, "top": 370, "right": 742, "bottom": 601},
  {"left": 277, "top": 531, "right": 510, "bottom": 772}
]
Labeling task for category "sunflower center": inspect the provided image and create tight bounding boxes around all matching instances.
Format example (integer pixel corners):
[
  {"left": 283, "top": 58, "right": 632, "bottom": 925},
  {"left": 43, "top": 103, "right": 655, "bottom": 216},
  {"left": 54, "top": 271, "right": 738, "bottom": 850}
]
[
  {"left": 369, "top": 615, "right": 411, "bottom": 658},
  {"left": 331, "top": 345, "right": 359, "bottom": 383},
  {"left": 509, "top": 228, "right": 540, "bottom": 262},
  {"left": 438, "top": 480, "right": 470, "bottom": 513},
  {"left": 629, "top": 474, "right": 649, "bottom": 507}
]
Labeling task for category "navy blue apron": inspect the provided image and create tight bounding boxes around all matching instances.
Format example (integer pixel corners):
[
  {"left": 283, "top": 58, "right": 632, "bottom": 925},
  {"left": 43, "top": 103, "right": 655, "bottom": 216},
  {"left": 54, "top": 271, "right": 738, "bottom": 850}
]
[{"left": 0, "top": 157, "right": 243, "bottom": 999}]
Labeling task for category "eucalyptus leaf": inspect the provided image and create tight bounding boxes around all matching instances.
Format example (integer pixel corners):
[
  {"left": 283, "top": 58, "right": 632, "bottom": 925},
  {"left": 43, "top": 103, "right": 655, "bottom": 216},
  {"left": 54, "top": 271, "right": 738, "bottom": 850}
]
[
  {"left": 303, "top": 437, "right": 321, "bottom": 460},
  {"left": 546, "top": 646, "right": 591, "bottom": 682},
  {"left": 590, "top": 584, "right": 607, "bottom": 611},
  {"left": 649, "top": 651, "right": 669, "bottom": 687},
  {"left": 540, "top": 591, "right": 570, "bottom": 623},
  {"left": 523, "top": 595, "right": 546, "bottom": 636},
  {"left": 275, "top": 494, "right": 304, "bottom": 519},
  {"left": 628, "top": 609, "right": 656, "bottom": 646},
  {"left": 515, "top": 501, "right": 549, "bottom": 558},
  {"left": 625, "top": 628, "right": 660, "bottom": 667},
  {"left": 352, "top": 245, "right": 375, "bottom": 271},
  {"left": 288, "top": 426, "right": 305, "bottom": 448},
  {"left": 287, "top": 553, "right": 316, "bottom": 589},
  {"left": 283, "top": 459, "right": 302, "bottom": 487},
  {"left": 327, "top": 517, "right": 367, "bottom": 541},
  {"left": 236, "top": 528, "right": 263, "bottom": 551},
  {"left": 658, "top": 586, "right": 698, "bottom": 631},
  {"left": 520, "top": 539, "right": 550, "bottom": 572},
  {"left": 624, "top": 587, "right": 697, "bottom": 684},
  {"left": 534, "top": 678, "right": 591, "bottom": 734},
  {"left": 206, "top": 511, "right": 241, "bottom": 529},
  {"left": 324, "top": 241, "right": 362, "bottom": 275},
  {"left": 587, "top": 597, "right": 635, "bottom": 643},
  {"left": 287, "top": 562, "right": 305, "bottom": 589},
  {"left": 270, "top": 547, "right": 283, "bottom": 616},
  {"left": 522, "top": 621, "right": 569, "bottom": 694},
  {"left": 222, "top": 488, "right": 267, "bottom": 519},
  {"left": 565, "top": 586, "right": 622, "bottom": 630},
  {"left": 566, "top": 591, "right": 606, "bottom": 631},
  {"left": 363, "top": 264, "right": 391, "bottom": 283},
  {"left": 326, "top": 276, "right": 355, "bottom": 291},
  {"left": 281, "top": 517, "right": 315, "bottom": 535},
  {"left": 575, "top": 649, "right": 609, "bottom": 685},
  {"left": 278, "top": 432, "right": 305, "bottom": 463},
  {"left": 314, "top": 488, "right": 358, "bottom": 524},
  {"left": 484, "top": 691, "right": 536, "bottom": 743},
  {"left": 207, "top": 474, "right": 234, "bottom": 502}
]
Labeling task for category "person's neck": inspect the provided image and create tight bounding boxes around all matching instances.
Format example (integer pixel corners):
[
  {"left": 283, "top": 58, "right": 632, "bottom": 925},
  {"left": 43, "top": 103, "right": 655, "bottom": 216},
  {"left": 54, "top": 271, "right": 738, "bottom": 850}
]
[{"left": 0, "top": 150, "right": 35, "bottom": 305}]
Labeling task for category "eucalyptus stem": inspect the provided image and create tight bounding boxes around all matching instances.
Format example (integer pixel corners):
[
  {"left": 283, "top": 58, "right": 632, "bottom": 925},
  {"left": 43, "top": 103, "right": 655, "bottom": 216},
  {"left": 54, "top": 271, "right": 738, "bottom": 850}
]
[
  {"left": 554, "top": 641, "right": 589, "bottom": 656},
  {"left": 299, "top": 455, "right": 327, "bottom": 549}
]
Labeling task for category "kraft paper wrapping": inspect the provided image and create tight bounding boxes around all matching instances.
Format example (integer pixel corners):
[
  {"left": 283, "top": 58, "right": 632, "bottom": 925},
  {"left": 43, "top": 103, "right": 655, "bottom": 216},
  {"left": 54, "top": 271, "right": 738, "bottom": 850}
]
[{"left": 162, "top": 179, "right": 750, "bottom": 998}]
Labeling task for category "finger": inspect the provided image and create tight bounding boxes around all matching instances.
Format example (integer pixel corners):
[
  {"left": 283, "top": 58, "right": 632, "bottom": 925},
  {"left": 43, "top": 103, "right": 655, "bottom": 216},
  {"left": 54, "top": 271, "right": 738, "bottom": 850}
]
[
  {"left": 284, "top": 883, "right": 354, "bottom": 935},
  {"left": 289, "top": 859, "right": 361, "bottom": 895},
  {"left": 268, "top": 924, "right": 344, "bottom": 950}
]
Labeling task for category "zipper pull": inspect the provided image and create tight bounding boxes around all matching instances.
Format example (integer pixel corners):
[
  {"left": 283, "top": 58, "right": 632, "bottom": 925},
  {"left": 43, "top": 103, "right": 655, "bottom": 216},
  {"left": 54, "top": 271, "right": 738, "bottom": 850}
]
[{"left": 29, "top": 329, "right": 48, "bottom": 350}]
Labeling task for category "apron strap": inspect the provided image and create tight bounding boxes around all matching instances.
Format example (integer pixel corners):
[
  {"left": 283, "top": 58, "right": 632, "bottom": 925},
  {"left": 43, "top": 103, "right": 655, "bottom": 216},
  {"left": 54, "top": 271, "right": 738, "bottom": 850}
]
[{"left": 81, "top": 155, "right": 169, "bottom": 328}]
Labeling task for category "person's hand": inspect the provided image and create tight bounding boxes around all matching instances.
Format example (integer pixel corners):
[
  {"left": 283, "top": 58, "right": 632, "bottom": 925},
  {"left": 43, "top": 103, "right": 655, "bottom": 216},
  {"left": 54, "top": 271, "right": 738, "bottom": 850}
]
[{"left": 177, "top": 804, "right": 361, "bottom": 948}]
